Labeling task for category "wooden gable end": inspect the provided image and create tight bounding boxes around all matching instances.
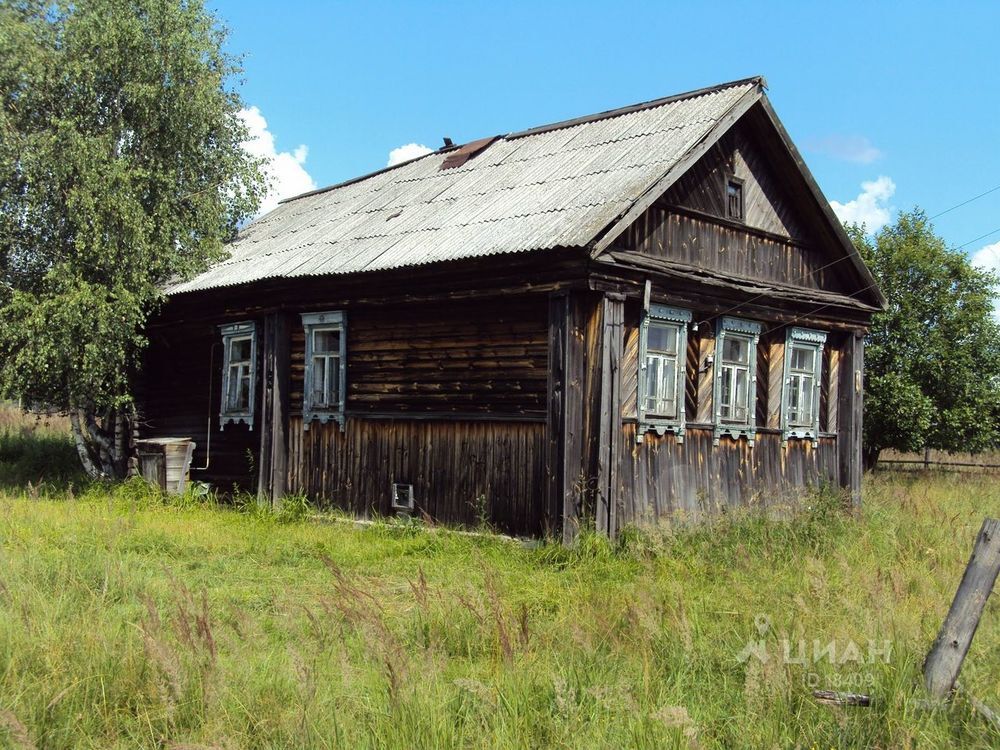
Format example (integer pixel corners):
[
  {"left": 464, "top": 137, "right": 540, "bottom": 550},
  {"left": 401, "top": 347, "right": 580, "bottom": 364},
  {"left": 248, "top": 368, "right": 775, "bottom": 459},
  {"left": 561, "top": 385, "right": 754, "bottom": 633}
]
[{"left": 607, "top": 103, "right": 878, "bottom": 305}]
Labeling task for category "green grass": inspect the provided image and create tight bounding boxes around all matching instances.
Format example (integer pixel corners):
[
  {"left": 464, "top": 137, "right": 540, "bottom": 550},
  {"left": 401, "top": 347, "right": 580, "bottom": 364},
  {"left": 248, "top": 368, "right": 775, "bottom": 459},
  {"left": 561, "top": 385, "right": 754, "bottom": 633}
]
[{"left": 0, "top": 413, "right": 998, "bottom": 747}]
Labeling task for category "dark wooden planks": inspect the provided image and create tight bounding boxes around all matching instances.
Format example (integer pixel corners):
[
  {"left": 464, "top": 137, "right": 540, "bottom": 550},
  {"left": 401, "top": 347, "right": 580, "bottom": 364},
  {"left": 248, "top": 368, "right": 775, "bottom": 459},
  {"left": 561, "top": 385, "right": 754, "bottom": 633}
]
[{"left": 287, "top": 417, "right": 546, "bottom": 535}]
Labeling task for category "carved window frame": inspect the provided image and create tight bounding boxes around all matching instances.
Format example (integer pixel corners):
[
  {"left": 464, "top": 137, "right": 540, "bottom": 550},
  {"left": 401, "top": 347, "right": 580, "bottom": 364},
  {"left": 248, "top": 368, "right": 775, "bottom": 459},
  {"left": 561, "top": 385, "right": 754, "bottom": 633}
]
[
  {"left": 637, "top": 304, "right": 691, "bottom": 443},
  {"left": 782, "top": 327, "right": 827, "bottom": 446},
  {"left": 713, "top": 316, "right": 761, "bottom": 445},
  {"left": 301, "top": 311, "right": 347, "bottom": 430},
  {"left": 219, "top": 321, "right": 257, "bottom": 430}
]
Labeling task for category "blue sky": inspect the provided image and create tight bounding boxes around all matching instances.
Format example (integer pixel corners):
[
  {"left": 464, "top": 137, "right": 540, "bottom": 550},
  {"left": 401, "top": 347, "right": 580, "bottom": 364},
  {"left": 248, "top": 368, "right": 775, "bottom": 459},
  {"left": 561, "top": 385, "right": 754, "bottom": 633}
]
[{"left": 213, "top": 0, "right": 1000, "bottom": 274}]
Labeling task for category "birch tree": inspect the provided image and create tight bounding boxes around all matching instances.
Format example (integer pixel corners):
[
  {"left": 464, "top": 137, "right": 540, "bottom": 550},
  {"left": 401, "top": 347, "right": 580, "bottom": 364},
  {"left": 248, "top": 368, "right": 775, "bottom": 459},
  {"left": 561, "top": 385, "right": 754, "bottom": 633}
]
[{"left": 0, "top": 0, "right": 265, "bottom": 477}]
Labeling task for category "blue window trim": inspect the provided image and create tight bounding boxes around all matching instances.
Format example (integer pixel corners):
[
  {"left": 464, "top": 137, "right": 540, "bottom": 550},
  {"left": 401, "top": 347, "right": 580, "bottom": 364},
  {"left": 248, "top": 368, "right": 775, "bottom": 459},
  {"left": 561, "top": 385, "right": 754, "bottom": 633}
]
[
  {"left": 781, "top": 326, "right": 827, "bottom": 446},
  {"left": 636, "top": 304, "right": 692, "bottom": 443},
  {"left": 219, "top": 321, "right": 257, "bottom": 430},
  {"left": 301, "top": 311, "right": 347, "bottom": 431},
  {"left": 712, "top": 316, "right": 762, "bottom": 446}
]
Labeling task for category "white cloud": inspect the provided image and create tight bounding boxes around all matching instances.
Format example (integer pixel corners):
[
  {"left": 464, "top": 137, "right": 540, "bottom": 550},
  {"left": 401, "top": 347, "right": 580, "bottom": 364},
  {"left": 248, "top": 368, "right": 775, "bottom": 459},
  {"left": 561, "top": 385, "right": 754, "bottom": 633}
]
[
  {"left": 830, "top": 176, "right": 896, "bottom": 232},
  {"left": 387, "top": 143, "right": 433, "bottom": 167},
  {"left": 970, "top": 240, "right": 1000, "bottom": 320},
  {"left": 238, "top": 106, "right": 317, "bottom": 217},
  {"left": 805, "top": 134, "right": 883, "bottom": 164}
]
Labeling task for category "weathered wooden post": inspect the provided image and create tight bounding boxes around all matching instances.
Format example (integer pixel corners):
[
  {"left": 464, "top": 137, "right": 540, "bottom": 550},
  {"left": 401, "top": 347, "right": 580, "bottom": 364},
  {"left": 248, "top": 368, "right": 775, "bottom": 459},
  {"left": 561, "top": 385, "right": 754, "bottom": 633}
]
[{"left": 923, "top": 518, "right": 1000, "bottom": 699}]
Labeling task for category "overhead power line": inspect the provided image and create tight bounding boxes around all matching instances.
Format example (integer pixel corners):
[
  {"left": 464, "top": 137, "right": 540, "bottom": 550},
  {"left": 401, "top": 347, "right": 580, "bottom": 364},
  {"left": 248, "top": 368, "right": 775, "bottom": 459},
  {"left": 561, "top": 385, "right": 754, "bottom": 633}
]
[{"left": 929, "top": 184, "right": 1000, "bottom": 221}]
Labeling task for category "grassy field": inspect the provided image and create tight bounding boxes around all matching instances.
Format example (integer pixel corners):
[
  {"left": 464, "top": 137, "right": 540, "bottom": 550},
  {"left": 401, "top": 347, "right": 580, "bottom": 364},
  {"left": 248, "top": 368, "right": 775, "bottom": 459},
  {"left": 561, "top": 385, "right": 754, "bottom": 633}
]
[{"left": 0, "top": 410, "right": 998, "bottom": 748}]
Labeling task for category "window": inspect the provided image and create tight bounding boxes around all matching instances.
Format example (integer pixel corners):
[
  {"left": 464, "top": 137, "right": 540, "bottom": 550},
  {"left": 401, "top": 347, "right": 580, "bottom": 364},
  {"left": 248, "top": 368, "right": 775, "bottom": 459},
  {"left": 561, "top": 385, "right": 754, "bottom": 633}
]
[
  {"left": 637, "top": 304, "right": 691, "bottom": 442},
  {"left": 301, "top": 311, "right": 346, "bottom": 428},
  {"left": 713, "top": 316, "right": 761, "bottom": 445},
  {"left": 726, "top": 177, "right": 744, "bottom": 221},
  {"left": 782, "top": 327, "right": 827, "bottom": 444},
  {"left": 219, "top": 321, "right": 257, "bottom": 429}
]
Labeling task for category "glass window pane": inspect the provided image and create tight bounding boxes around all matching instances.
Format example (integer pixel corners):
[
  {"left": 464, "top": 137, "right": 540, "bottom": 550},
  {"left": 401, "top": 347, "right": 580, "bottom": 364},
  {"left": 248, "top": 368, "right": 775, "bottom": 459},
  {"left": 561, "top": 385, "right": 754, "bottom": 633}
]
[
  {"left": 723, "top": 336, "right": 749, "bottom": 365},
  {"left": 312, "top": 356, "right": 327, "bottom": 406},
  {"left": 314, "top": 328, "right": 340, "bottom": 354},
  {"left": 230, "top": 337, "right": 251, "bottom": 363},
  {"left": 647, "top": 323, "right": 677, "bottom": 354},
  {"left": 791, "top": 345, "right": 812, "bottom": 372},
  {"left": 720, "top": 366, "right": 733, "bottom": 418},
  {"left": 644, "top": 355, "right": 661, "bottom": 412},
  {"left": 734, "top": 368, "right": 749, "bottom": 422},
  {"left": 226, "top": 366, "right": 240, "bottom": 410},
  {"left": 238, "top": 372, "right": 250, "bottom": 410}
]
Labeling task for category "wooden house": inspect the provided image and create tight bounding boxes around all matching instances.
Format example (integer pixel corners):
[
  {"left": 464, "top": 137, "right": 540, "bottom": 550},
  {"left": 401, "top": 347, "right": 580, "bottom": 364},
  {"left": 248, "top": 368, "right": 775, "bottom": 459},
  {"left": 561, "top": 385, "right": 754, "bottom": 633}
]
[{"left": 137, "top": 77, "right": 884, "bottom": 539}]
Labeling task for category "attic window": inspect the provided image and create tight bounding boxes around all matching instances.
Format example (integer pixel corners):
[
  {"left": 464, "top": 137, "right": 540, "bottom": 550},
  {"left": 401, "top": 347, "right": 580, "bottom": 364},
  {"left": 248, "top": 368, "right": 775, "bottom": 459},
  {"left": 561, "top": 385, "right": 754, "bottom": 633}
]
[{"left": 726, "top": 177, "right": 744, "bottom": 221}]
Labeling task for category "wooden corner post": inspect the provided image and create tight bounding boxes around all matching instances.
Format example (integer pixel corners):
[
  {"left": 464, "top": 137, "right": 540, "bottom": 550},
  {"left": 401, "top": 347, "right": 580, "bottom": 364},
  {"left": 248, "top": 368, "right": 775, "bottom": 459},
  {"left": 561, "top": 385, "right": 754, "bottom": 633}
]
[
  {"left": 545, "top": 292, "right": 587, "bottom": 544},
  {"left": 258, "top": 311, "right": 291, "bottom": 503},
  {"left": 837, "top": 330, "right": 864, "bottom": 509},
  {"left": 595, "top": 293, "right": 624, "bottom": 538}
]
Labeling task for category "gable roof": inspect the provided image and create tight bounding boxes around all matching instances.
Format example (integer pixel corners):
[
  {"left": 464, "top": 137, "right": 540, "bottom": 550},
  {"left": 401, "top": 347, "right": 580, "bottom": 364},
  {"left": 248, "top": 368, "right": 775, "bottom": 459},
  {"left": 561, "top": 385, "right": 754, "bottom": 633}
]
[
  {"left": 167, "top": 76, "right": 883, "bottom": 309},
  {"left": 168, "top": 77, "right": 764, "bottom": 294}
]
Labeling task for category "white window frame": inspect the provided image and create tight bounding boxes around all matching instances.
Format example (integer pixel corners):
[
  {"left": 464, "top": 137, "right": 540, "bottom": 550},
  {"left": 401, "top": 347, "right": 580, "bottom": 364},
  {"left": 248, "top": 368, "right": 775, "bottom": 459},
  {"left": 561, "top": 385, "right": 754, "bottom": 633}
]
[
  {"left": 637, "top": 304, "right": 691, "bottom": 443},
  {"left": 782, "top": 327, "right": 827, "bottom": 446},
  {"left": 219, "top": 321, "right": 257, "bottom": 430},
  {"left": 301, "top": 311, "right": 346, "bottom": 430},
  {"left": 712, "top": 316, "right": 761, "bottom": 445}
]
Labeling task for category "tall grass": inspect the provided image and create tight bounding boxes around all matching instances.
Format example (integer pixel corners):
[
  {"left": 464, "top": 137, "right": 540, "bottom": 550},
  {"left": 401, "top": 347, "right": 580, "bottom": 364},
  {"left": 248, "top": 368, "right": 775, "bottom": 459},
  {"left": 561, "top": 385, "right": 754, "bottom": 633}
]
[
  {"left": 0, "top": 410, "right": 997, "bottom": 747},
  {"left": 0, "top": 404, "right": 81, "bottom": 492}
]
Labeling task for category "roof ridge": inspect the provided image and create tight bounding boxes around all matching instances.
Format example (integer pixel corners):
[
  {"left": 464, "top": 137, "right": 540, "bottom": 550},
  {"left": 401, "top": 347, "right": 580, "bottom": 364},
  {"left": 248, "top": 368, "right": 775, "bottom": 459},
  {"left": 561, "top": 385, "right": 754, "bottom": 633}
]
[
  {"left": 505, "top": 75, "right": 766, "bottom": 140},
  {"left": 275, "top": 76, "right": 765, "bottom": 209}
]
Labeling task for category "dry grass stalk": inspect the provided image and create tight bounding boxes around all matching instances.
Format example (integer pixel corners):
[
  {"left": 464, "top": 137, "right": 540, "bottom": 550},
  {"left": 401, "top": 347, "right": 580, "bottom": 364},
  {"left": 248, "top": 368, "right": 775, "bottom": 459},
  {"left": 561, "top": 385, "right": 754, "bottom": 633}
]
[{"left": 484, "top": 570, "right": 514, "bottom": 664}]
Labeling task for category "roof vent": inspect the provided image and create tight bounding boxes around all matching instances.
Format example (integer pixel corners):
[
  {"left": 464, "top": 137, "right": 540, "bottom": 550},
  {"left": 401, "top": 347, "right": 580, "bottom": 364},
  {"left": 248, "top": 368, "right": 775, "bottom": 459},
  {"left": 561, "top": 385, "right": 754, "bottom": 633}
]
[
  {"left": 440, "top": 136, "right": 500, "bottom": 171},
  {"left": 442, "top": 137, "right": 454, "bottom": 149}
]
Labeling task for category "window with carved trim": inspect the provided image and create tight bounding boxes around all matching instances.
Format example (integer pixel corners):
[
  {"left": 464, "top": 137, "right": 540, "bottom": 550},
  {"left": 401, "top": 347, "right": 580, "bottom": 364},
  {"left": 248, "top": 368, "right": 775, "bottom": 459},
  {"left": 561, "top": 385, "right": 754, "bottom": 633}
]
[
  {"left": 782, "top": 327, "right": 827, "bottom": 444},
  {"left": 302, "top": 311, "right": 347, "bottom": 429},
  {"left": 219, "top": 321, "right": 256, "bottom": 429},
  {"left": 713, "top": 316, "right": 761, "bottom": 445},
  {"left": 637, "top": 304, "right": 691, "bottom": 442}
]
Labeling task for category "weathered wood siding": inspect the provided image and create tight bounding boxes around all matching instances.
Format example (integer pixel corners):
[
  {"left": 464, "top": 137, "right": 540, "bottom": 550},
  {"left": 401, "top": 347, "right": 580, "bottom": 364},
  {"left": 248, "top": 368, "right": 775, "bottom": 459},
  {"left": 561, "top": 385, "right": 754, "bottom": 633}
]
[
  {"left": 662, "top": 121, "right": 807, "bottom": 239},
  {"left": 138, "top": 320, "right": 259, "bottom": 489},
  {"left": 290, "top": 297, "right": 549, "bottom": 417},
  {"left": 615, "top": 117, "right": 863, "bottom": 297},
  {"left": 620, "top": 209, "right": 848, "bottom": 293},
  {"left": 287, "top": 416, "right": 546, "bottom": 535},
  {"left": 618, "top": 427, "right": 839, "bottom": 523}
]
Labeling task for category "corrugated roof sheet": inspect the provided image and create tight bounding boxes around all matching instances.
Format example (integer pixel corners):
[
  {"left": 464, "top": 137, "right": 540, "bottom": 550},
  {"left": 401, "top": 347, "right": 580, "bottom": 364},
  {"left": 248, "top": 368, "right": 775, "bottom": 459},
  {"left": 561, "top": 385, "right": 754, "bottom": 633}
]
[{"left": 168, "top": 79, "right": 760, "bottom": 295}]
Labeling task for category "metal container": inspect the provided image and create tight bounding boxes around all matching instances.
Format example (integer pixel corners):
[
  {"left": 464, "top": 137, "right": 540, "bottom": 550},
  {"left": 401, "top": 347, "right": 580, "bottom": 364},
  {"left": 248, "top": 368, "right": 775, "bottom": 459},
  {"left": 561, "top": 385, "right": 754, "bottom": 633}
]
[{"left": 136, "top": 438, "right": 196, "bottom": 494}]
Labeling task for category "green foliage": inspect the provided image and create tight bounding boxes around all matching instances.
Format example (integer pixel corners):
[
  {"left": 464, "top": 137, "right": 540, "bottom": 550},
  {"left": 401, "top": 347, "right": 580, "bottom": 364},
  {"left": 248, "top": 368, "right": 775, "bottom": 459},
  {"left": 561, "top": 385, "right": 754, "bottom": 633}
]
[
  {"left": 0, "top": 0, "right": 264, "bottom": 414},
  {"left": 0, "top": 474, "right": 997, "bottom": 747},
  {"left": 849, "top": 212, "right": 1000, "bottom": 463}
]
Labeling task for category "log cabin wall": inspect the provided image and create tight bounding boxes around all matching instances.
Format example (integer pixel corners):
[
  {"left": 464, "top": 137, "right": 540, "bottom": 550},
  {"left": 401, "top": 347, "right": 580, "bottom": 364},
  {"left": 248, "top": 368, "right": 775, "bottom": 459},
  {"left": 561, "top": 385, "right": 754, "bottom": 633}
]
[
  {"left": 138, "top": 318, "right": 260, "bottom": 489},
  {"left": 284, "top": 296, "right": 550, "bottom": 535}
]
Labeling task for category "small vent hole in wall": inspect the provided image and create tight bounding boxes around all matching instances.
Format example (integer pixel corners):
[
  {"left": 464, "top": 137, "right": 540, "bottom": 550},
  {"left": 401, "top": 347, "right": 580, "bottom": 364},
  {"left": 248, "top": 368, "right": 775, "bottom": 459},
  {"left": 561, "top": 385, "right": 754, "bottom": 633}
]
[{"left": 391, "top": 482, "right": 415, "bottom": 512}]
